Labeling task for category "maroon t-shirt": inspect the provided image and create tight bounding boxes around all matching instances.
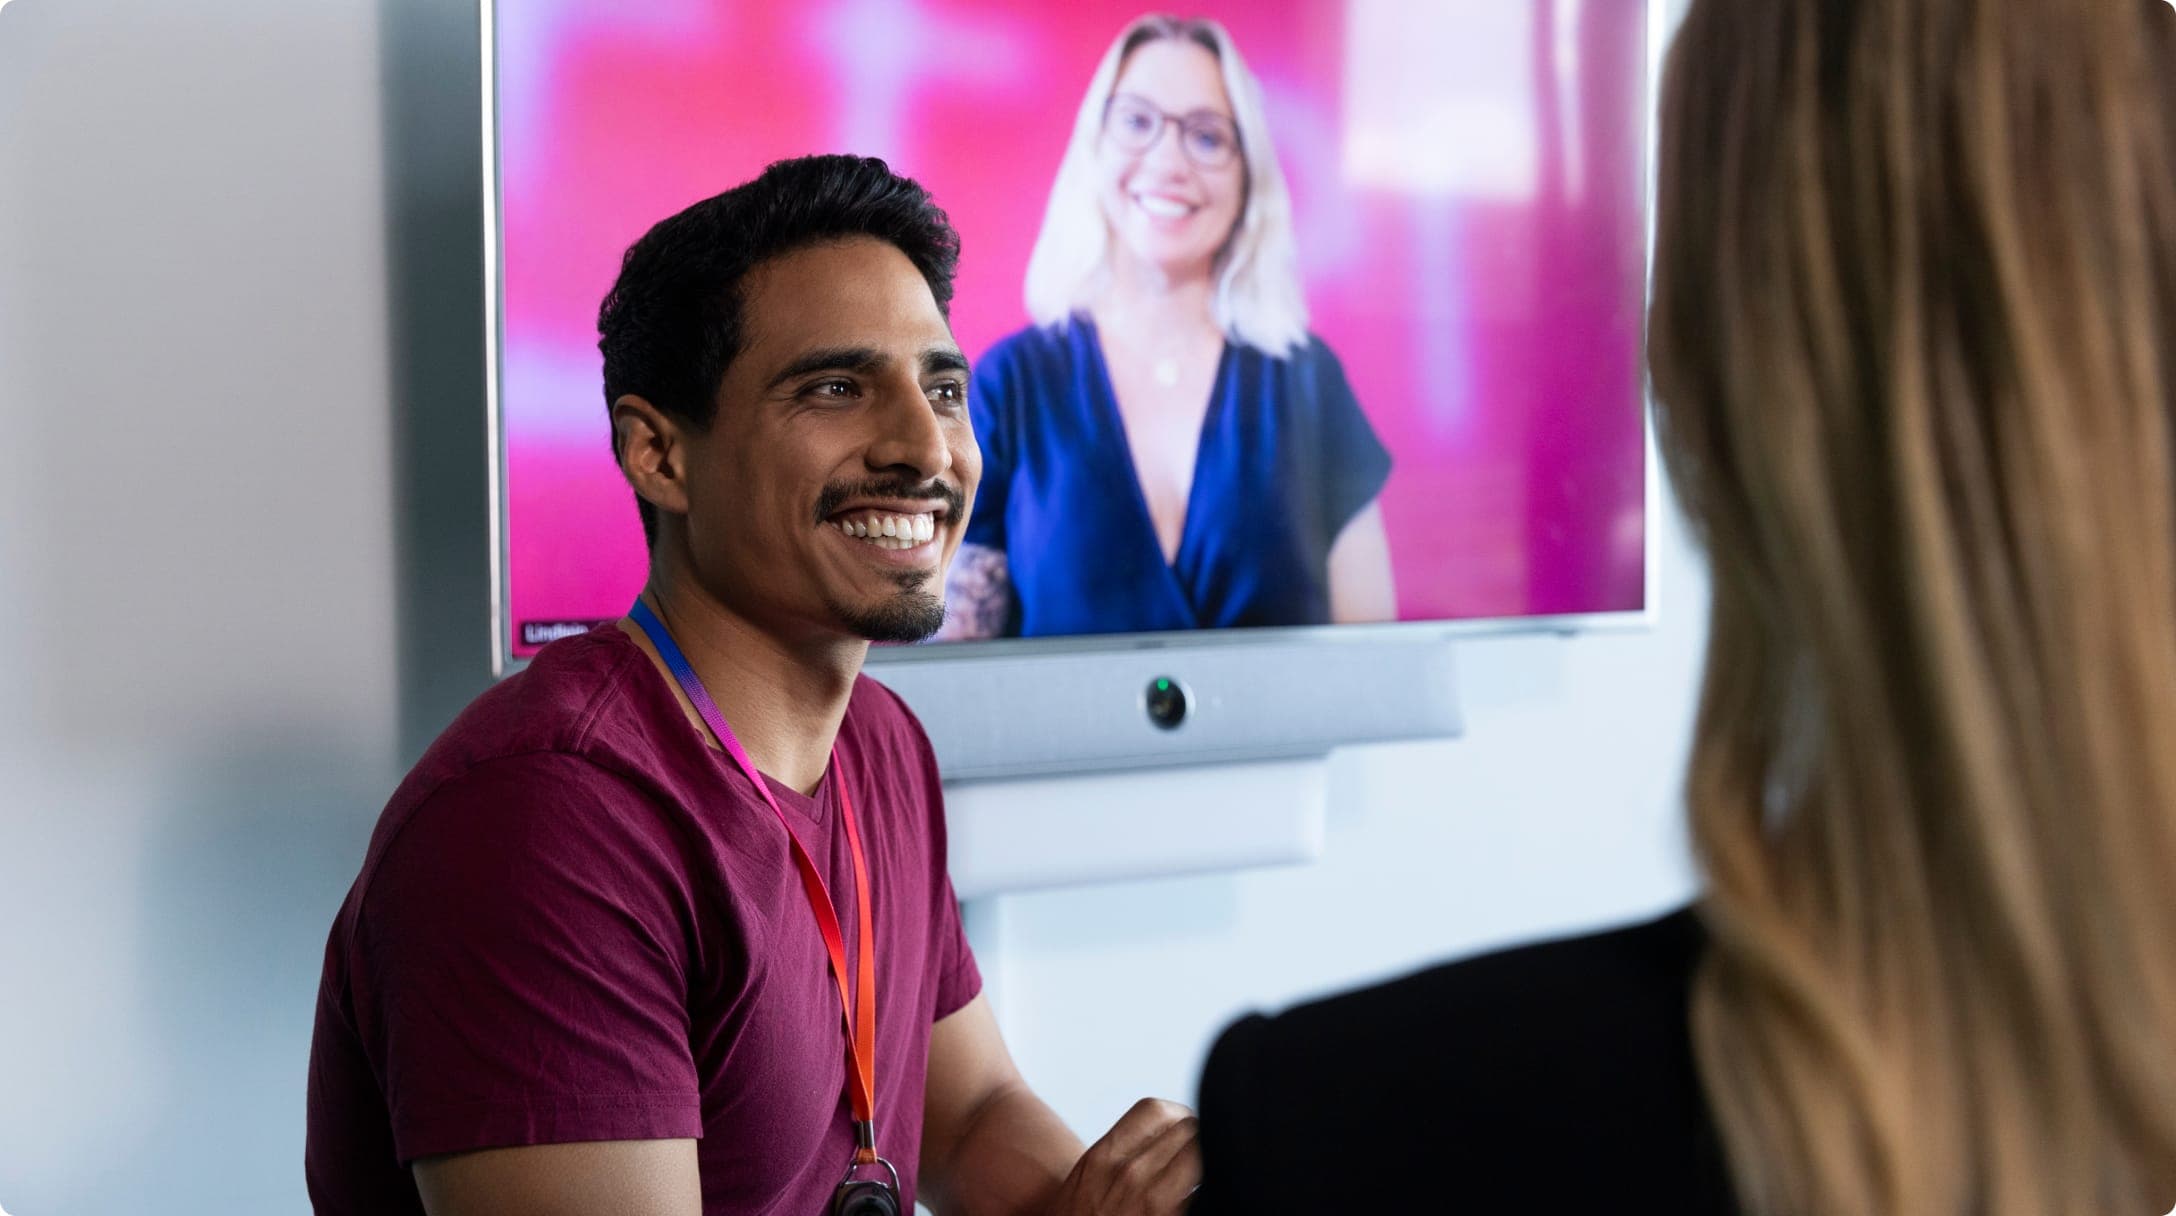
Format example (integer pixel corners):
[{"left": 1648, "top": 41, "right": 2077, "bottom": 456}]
[{"left": 304, "top": 625, "right": 981, "bottom": 1214}]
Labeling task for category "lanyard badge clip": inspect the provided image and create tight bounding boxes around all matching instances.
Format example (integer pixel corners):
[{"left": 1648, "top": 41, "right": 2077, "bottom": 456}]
[{"left": 832, "top": 1120, "right": 902, "bottom": 1215}]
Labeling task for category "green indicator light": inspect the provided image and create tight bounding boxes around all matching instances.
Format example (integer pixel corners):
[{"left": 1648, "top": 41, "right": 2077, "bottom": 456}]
[{"left": 1155, "top": 679, "right": 1171, "bottom": 692}]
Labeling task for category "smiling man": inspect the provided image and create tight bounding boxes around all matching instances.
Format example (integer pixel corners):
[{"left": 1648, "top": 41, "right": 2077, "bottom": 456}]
[{"left": 305, "top": 156, "right": 1199, "bottom": 1216}]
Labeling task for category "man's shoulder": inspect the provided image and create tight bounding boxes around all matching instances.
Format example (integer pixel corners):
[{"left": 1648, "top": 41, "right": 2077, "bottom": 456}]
[
  {"left": 401, "top": 626, "right": 657, "bottom": 803},
  {"left": 331, "top": 629, "right": 680, "bottom": 976}
]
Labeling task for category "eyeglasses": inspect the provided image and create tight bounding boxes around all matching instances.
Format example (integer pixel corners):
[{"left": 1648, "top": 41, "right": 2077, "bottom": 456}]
[{"left": 1100, "top": 93, "right": 1242, "bottom": 169}]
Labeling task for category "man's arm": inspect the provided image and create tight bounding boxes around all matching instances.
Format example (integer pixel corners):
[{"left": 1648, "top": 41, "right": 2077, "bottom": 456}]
[
  {"left": 413, "top": 1139, "right": 700, "bottom": 1216},
  {"left": 920, "top": 994, "right": 1199, "bottom": 1216},
  {"left": 920, "top": 994, "right": 1081, "bottom": 1213}
]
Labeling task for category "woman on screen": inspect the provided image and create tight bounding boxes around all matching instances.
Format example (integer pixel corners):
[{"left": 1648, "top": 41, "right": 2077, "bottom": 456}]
[{"left": 938, "top": 13, "right": 1396, "bottom": 640}]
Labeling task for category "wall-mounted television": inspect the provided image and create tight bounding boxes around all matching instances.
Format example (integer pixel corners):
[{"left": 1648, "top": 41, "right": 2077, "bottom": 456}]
[{"left": 484, "top": 0, "right": 1659, "bottom": 779}]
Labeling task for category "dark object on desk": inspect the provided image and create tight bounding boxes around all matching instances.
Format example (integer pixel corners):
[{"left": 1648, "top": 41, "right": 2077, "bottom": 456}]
[{"left": 1192, "top": 908, "right": 1738, "bottom": 1214}]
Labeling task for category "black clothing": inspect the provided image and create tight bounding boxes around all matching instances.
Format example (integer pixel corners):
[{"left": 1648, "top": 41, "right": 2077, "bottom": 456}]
[{"left": 1193, "top": 908, "right": 1738, "bottom": 1214}]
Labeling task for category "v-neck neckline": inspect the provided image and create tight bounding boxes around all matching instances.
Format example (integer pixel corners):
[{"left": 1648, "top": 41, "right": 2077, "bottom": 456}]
[
  {"left": 1081, "top": 317, "right": 1232, "bottom": 581},
  {"left": 612, "top": 624, "right": 832, "bottom": 827}
]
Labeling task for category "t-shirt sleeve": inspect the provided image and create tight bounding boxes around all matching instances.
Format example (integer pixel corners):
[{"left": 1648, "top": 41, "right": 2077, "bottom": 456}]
[
  {"left": 930, "top": 868, "right": 982, "bottom": 1022},
  {"left": 350, "top": 754, "right": 704, "bottom": 1164},
  {"left": 962, "top": 337, "right": 1019, "bottom": 553},
  {"left": 1306, "top": 338, "right": 1394, "bottom": 540}
]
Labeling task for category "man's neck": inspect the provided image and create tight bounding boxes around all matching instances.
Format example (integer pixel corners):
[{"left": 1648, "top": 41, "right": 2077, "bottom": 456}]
[{"left": 620, "top": 568, "right": 867, "bottom": 797}]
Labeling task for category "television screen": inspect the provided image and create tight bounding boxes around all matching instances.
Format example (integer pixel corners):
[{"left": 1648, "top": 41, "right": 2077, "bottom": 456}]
[{"left": 490, "top": 0, "right": 1652, "bottom": 665}]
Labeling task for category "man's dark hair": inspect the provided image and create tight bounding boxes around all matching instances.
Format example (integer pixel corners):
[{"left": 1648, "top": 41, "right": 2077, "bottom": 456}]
[{"left": 596, "top": 154, "right": 962, "bottom": 547}]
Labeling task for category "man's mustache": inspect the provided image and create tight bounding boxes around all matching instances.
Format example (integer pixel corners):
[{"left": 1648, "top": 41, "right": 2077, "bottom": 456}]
[{"left": 813, "top": 477, "right": 965, "bottom": 524}]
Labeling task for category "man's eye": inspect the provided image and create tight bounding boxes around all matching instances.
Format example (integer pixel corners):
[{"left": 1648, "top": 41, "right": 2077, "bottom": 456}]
[
  {"left": 929, "top": 381, "right": 967, "bottom": 406},
  {"left": 807, "top": 379, "right": 856, "bottom": 399}
]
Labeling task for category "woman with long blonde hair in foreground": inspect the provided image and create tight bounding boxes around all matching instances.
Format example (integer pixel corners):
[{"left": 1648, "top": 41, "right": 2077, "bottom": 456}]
[{"left": 1191, "top": 1, "right": 2176, "bottom": 1211}]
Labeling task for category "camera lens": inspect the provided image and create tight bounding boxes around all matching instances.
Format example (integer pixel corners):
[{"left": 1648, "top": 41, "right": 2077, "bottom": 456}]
[{"left": 1144, "top": 676, "right": 1189, "bottom": 730}]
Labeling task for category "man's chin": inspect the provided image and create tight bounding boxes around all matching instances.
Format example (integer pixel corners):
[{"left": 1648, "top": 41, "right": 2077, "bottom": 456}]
[{"left": 835, "top": 591, "right": 946, "bottom": 646}]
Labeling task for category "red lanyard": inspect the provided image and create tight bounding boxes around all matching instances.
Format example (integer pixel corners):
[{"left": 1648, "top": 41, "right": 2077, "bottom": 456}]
[{"left": 628, "top": 600, "right": 881, "bottom": 1158}]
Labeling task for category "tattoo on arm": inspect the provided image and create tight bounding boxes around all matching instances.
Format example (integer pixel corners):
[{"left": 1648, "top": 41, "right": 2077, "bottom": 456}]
[{"left": 938, "top": 544, "right": 1014, "bottom": 640}]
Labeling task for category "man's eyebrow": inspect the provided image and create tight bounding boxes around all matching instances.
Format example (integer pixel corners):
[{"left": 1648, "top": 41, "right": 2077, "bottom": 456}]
[
  {"left": 765, "top": 346, "right": 884, "bottom": 392},
  {"left": 922, "top": 346, "right": 970, "bottom": 376}
]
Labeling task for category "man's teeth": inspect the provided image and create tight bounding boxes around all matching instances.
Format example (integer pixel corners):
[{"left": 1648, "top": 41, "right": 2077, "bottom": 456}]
[{"left": 831, "top": 513, "right": 937, "bottom": 550}]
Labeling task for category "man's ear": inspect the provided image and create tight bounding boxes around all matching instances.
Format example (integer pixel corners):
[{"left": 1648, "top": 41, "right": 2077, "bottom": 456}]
[{"left": 611, "top": 394, "right": 692, "bottom": 520}]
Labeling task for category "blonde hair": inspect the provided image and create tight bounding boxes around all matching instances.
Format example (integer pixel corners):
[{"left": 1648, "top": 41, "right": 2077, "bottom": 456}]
[
  {"left": 1021, "top": 13, "right": 1308, "bottom": 356},
  {"left": 1650, "top": 0, "right": 2176, "bottom": 1211}
]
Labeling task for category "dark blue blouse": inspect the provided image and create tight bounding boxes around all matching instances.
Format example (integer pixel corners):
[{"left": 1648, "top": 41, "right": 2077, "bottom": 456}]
[{"left": 965, "top": 318, "right": 1393, "bottom": 638}]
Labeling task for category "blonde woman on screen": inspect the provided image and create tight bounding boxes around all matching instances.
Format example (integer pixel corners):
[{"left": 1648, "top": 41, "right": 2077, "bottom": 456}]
[
  {"left": 939, "top": 14, "right": 1396, "bottom": 640},
  {"left": 1190, "top": 1, "right": 2176, "bottom": 1212}
]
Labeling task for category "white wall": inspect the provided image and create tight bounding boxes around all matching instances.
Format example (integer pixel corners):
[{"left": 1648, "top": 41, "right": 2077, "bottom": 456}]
[
  {"left": 0, "top": 0, "right": 468, "bottom": 1210},
  {"left": 0, "top": 0, "right": 1700, "bottom": 1210}
]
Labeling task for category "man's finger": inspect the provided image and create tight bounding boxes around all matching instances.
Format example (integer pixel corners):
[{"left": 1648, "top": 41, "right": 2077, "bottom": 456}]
[
  {"left": 1096, "top": 1097, "right": 1193, "bottom": 1162},
  {"left": 1102, "top": 1111, "right": 1198, "bottom": 1209},
  {"left": 1138, "top": 1114, "right": 1202, "bottom": 1211}
]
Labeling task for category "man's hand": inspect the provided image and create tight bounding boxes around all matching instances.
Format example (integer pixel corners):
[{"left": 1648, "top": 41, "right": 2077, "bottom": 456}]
[
  {"left": 918, "top": 998, "right": 1196, "bottom": 1216},
  {"left": 1046, "top": 1098, "right": 1200, "bottom": 1215}
]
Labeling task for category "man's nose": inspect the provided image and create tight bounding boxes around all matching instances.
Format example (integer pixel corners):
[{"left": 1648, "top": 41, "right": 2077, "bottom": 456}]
[{"left": 867, "top": 378, "right": 951, "bottom": 481}]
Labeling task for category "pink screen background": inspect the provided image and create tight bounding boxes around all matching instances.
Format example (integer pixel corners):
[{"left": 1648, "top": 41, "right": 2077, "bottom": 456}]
[{"left": 497, "top": 0, "right": 1651, "bottom": 657}]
